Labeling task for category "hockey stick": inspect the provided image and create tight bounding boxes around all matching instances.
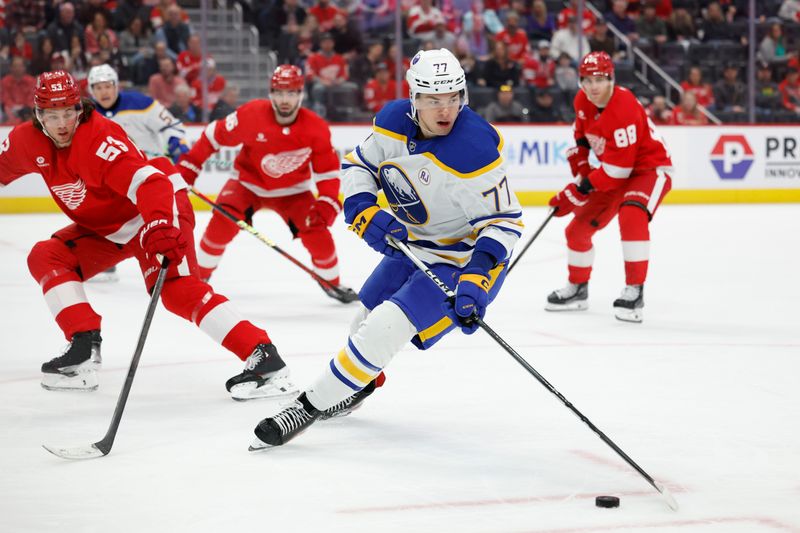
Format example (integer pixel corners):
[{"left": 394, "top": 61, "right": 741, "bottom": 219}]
[
  {"left": 43, "top": 258, "right": 170, "bottom": 460},
  {"left": 189, "top": 187, "right": 352, "bottom": 300},
  {"left": 389, "top": 237, "right": 679, "bottom": 511},
  {"left": 506, "top": 207, "right": 556, "bottom": 274}
]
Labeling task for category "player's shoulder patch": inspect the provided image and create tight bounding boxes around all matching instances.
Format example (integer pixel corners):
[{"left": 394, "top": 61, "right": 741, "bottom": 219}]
[
  {"left": 373, "top": 99, "right": 415, "bottom": 142},
  {"left": 118, "top": 91, "right": 155, "bottom": 111},
  {"left": 426, "top": 107, "right": 503, "bottom": 178}
]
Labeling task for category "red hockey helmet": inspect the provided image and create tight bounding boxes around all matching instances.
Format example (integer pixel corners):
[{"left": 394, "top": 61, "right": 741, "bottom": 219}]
[
  {"left": 578, "top": 52, "right": 614, "bottom": 79},
  {"left": 270, "top": 65, "right": 304, "bottom": 91},
  {"left": 34, "top": 70, "right": 81, "bottom": 109}
]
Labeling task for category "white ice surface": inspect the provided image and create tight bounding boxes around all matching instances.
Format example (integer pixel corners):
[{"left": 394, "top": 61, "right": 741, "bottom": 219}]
[{"left": 1, "top": 205, "right": 798, "bottom": 533}]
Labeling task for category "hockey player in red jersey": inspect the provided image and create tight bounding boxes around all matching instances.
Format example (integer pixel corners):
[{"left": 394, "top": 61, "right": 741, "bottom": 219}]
[
  {"left": 176, "top": 64, "right": 358, "bottom": 303},
  {"left": 546, "top": 52, "right": 673, "bottom": 322},
  {"left": 0, "top": 71, "right": 295, "bottom": 400}
]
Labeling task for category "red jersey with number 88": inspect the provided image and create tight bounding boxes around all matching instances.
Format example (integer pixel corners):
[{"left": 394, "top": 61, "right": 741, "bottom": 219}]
[{"left": 573, "top": 86, "right": 672, "bottom": 192}]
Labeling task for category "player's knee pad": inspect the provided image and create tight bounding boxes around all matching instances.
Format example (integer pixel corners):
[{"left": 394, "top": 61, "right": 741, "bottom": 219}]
[
  {"left": 618, "top": 203, "right": 650, "bottom": 241},
  {"left": 27, "top": 238, "right": 81, "bottom": 286},
  {"left": 349, "top": 300, "right": 416, "bottom": 369},
  {"left": 348, "top": 303, "right": 370, "bottom": 336},
  {"left": 564, "top": 218, "right": 595, "bottom": 251}
]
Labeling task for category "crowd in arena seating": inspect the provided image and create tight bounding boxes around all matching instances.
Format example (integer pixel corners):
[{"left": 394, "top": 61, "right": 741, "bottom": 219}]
[{"left": 2, "top": 0, "right": 800, "bottom": 124}]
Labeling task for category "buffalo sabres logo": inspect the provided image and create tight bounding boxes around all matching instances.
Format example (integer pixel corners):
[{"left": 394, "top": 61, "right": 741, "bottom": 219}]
[
  {"left": 379, "top": 164, "right": 428, "bottom": 225},
  {"left": 260, "top": 147, "right": 312, "bottom": 177},
  {"left": 51, "top": 178, "right": 87, "bottom": 210}
]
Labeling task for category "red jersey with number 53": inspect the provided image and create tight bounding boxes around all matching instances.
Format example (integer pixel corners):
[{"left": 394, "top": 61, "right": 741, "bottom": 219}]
[
  {"left": 0, "top": 113, "right": 183, "bottom": 243},
  {"left": 573, "top": 86, "right": 672, "bottom": 192},
  {"left": 183, "top": 100, "right": 340, "bottom": 197}
]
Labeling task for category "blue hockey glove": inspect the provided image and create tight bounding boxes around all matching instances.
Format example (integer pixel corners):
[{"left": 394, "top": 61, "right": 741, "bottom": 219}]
[
  {"left": 448, "top": 268, "right": 490, "bottom": 334},
  {"left": 167, "top": 137, "right": 190, "bottom": 164},
  {"left": 348, "top": 205, "right": 408, "bottom": 257}
]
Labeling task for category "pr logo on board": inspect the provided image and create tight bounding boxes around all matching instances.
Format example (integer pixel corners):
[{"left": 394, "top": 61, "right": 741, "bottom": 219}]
[{"left": 710, "top": 135, "right": 754, "bottom": 180}]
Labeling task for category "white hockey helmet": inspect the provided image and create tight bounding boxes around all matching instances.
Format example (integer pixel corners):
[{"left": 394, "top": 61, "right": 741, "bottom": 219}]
[
  {"left": 406, "top": 48, "right": 468, "bottom": 118},
  {"left": 87, "top": 64, "right": 119, "bottom": 98}
]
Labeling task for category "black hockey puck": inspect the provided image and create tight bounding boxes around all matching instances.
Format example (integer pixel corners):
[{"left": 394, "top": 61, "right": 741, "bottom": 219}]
[{"left": 595, "top": 495, "right": 620, "bottom": 508}]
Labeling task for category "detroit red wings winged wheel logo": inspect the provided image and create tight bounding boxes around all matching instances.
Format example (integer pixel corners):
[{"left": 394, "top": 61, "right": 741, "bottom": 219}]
[
  {"left": 260, "top": 147, "right": 312, "bottom": 178},
  {"left": 50, "top": 178, "right": 87, "bottom": 210},
  {"left": 586, "top": 133, "right": 606, "bottom": 156}
]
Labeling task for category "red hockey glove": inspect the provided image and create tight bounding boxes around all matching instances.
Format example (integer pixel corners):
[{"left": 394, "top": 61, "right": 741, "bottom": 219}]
[
  {"left": 176, "top": 156, "right": 202, "bottom": 186},
  {"left": 306, "top": 195, "right": 341, "bottom": 228},
  {"left": 566, "top": 146, "right": 590, "bottom": 179},
  {"left": 139, "top": 219, "right": 188, "bottom": 263},
  {"left": 549, "top": 182, "right": 589, "bottom": 217}
]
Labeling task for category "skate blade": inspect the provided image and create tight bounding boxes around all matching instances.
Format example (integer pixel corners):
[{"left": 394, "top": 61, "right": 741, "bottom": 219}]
[
  {"left": 229, "top": 381, "right": 299, "bottom": 401},
  {"left": 248, "top": 438, "right": 277, "bottom": 452},
  {"left": 614, "top": 307, "right": 643, "bottom": 323},
  {"left": 42, "top": 443, "right": 105, "bottom": 460},
  {"left": 41, "top": 370, "right": 99, "bottom": 391},
  {"left": 545, "top": 301, "right": 589, "bottom": 312}
]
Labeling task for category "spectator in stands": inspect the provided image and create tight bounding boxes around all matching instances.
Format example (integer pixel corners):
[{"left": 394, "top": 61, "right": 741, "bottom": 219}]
[
  {"left": 667, "top": 7, "right": 696, "bottom": 44},
  {"left": 528, "top": 89, "right": 563, "bottom": 122},
  {"left": 481, "top": 84, "right": 527, "bottom": 122},
  {"left": 68, "top": 34, "right": 89, "bottom": 81},
  {"left": 550, "top": 15, "right": 590, "bottom": 62},
  {"left": 528, "top": 0, "right": 556, "bottom": 42},
  {"left": 779, "top": 67, "right": 800, "bottom": 112},
  {"left": 557, "top": 0, "right": 596, "bottom": 34},
  {"left": 349, "top": 41, "right": 384, "bottom": 86},
  {"left": 1, "top": 56, "right": 35, "bottom": 124},
  {"left": 384, "top": 42, "right": 410, "bottom": 75},
  {"left": 521, "top": 40, "right": 555, "bottom": 89},
  {"left": 605, "top": 0, "right": 639, "bottom": 42},
  {"left": 495, "top": 11, "right": 529, "bottom": 63},
  {"left": 700, "top": 2, "right": 734, "bottom": 42},
  {"left": 259, "top": 0, "right": 308, "bottom": 64},
  {"left": 407, "top": 0, "right": 445, "bottom": 41},
  {"left": 148, "top": 56, "right": 186, "bottom": 108},
  {"left": 713, "top": 63, "right": 747, "bottom": 113},
  {"left": 480, "top": 40, "right": 520, "bottom": 87},
  {"left": 458, "top": 50, "right": 483, "bottom": 86},
  {"left": 113, "top": 0, "right": 151, "bottom": 33},
  {"left": 119, "top": 16, "right": 155, "bottom": 66},
  {"left": 636, "top": 2, "right": 668, "bottom": 48},
  {"left": 177, "top": 34, "right": 203, "bottom": 85},
  {"left": 210, "top": 84, "right": 240, "bottom": 121},
  {"left": 756, "top": 61, "right": 781, "bottom": 112},
  {"left": 671, "top": 91, "right": 709, "bottom": 124},
  {"left": 5, "top": 0, "right": 47, "bottom": 36},
  {"left": 306, "top": 32, "right": 355, "bottom": 117},
  {"left": 85, "top": 12, "right": 119, "bottom": 55},
  {"left": 461, "top": 0, "right": 503, "bottom": 60},
  {"left": 589, "top": 18, "right": 620, "bottom": 59},
  {"left": 309, "top": 0, "right": 342, "bottom": 33},
  {"left": 156, "top": 4, "right": 192, "bottom": 55},
  {"left": 150, "top": 0, "right": 189, "bottom": 30},
  {"left": 554, "top": 51, "right": 578, "bottom": 90},
  {"left": 778, "top": 0, "right": 800, "bottom": 22},
  {"left": 9, "top": 30, "right": 32, "bottom": 60},
  {"left": 646, "top": 94, "right": 672, "bottom": 124},
  {"left": 191, "top": 58, "right": 226, "bottom": 110},
  {"left": 47, "top": 2, "right": 85, "bottom": 53},
  {"left": 681, "top": 66, "right": 714, "bottom": 109},
  {"left": 364, "top": 61, "right": 408, "bottom": 113},
  {"left": 331, "top": 12, "right": 362, "bottom": 57},
  {"left": 134, "top": 39, "right": 174, "bottom": 86},
  {"left": 95, "top": 31, "right": 126, "bottom": 78},
  {"left": 759, "top": 21, "right": 789, "bottom": 66},
  {"left": 79, "top": 0, "right": 113, "bottom": 28},
  {"left": 169, "top": 83, "right": 201, "bottom": 123},
  {"left": 29, "top": 35, "right": 56, "bottom": 75},
  {"left": 429, "top": 21, "right": 458, "bottom": 52}
]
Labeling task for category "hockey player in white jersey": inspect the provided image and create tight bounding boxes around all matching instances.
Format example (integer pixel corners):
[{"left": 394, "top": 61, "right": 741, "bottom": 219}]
[
  {"left": 88, "top": 64, "right": 189, "bottom": 163},
  {"left": 250, "top": 48, "right": 524, "bottom": 449},
  {"left": 86, "top": 64, "right": 190, "bottom": 282}
]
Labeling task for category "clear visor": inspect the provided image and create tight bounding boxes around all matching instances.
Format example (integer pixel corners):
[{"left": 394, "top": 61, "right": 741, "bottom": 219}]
[
  {"left": 36, "top": 105, "right": 81, "bottom": 126},
  {"left": 580, "top": 75, "right": 613, "bottom": 88},
  {"left": 414, "top": 92, "right": 465, "bottom": 110}
]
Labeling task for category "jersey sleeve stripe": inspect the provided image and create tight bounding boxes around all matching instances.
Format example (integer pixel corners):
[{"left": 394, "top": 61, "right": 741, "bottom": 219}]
[
  {"left": 126, "top": 165, "right": 162, "bottom": 203},
  {"left": 469, "top": 211, "right": 523, "bottom": 225},
  {"left": 354, "top": 146, "right": 379, "bottom": 174},
  {"left": 373, "top": 124, "right": 408, "bottom": 143},
  {"left": 602, "top": 161, "right": 633, "bottom": 178},
  {"left": 422, "top": 151, "right": 503, "bottom": 179},
  {"left": 204, "top": 121, "right": 220, "bottom": 150}
]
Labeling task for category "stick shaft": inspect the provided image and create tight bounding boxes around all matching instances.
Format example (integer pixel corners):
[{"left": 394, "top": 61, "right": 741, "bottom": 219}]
[{"left": 507, "top": 208, "right": 556, "bottom": 274}]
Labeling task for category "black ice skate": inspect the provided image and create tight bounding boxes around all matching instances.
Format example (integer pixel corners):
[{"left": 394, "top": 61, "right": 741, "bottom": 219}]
[
  {"left": 226, "top": 343, "right": 298, "bottom": 401},
  {"left": 88, "top": 266, "right": 119, "bottom": 283},
  {"left": 41, "top": 330, "right": 102, "bottom": 391},
  {"left": 250, "top": 393, "right": 321, "bottom": 451},
  {"left": 319, "top": 378, "right": 378, "bottom": 420},
  {"left": 318, "top": 280, "right": 360, "bottom": 303},
  {"left": 613, "top": 285, "right": 644, "bottom": 323},
  {"left": 545, "top": 282, "right": 589, "bottom": 311}
]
